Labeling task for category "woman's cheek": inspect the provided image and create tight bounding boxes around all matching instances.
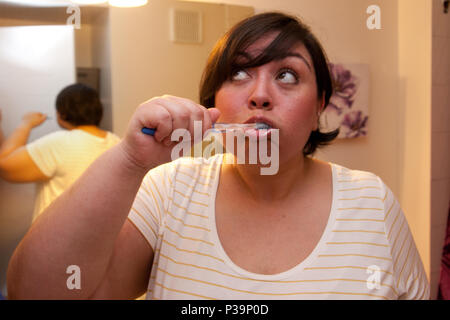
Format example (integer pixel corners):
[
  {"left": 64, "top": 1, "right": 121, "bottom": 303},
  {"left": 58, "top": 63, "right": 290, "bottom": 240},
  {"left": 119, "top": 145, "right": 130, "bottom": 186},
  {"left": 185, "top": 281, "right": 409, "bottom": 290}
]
[{"left": 215, "top": 90, "right": 246, "bottom": 121}]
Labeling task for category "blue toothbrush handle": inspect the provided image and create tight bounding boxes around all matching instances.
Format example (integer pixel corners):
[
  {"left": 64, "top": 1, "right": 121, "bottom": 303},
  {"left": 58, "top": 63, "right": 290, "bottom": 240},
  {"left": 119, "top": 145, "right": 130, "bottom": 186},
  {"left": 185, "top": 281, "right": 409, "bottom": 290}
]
[{"left": 142, "top": 127, "right": 156, "bottom": 136}]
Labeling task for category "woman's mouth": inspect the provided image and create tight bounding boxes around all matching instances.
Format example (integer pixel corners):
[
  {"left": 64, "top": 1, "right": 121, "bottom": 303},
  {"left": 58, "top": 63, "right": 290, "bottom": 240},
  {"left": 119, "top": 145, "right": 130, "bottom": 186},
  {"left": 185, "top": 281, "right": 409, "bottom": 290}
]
[
  {"left": 243, "top": 117, "right": 275, "bottom": 138},
  {"left": 245, "top": 128, "right": 272, "bottom": 139},
  {"left": 244, "top": 116, "right": 275, "bottom": 128}
]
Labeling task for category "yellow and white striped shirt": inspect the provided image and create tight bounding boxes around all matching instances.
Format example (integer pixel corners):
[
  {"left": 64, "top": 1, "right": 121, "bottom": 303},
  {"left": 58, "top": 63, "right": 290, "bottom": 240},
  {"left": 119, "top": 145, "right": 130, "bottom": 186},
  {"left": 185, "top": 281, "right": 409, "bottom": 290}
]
[{"left": 128, "top": 154, "right": 429, "bottom": 300}]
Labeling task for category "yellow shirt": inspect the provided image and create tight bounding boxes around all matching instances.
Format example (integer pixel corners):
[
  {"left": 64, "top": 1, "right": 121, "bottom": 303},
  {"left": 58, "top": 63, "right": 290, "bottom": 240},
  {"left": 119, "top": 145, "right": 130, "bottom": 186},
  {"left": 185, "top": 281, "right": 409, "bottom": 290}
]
[{"left": 26, "top": 129, "right": 120, "bottom": 221}]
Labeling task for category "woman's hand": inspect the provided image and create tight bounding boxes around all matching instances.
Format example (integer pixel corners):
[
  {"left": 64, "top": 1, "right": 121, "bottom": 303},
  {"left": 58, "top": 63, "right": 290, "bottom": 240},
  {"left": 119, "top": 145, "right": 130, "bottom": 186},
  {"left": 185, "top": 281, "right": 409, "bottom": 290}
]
[
  {"left": 120, "top": 95, "right": 221, "bottom": 171},
  {"left": 21, "top": 112, "right": 47, "bottom": 129}
]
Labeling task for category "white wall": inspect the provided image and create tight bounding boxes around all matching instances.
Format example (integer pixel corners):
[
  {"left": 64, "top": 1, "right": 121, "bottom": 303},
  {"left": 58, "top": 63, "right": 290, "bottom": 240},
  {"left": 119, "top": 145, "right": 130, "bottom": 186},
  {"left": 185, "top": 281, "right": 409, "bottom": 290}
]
[{"left": 0, "top": 25, "right": 76, "bottom": 297}]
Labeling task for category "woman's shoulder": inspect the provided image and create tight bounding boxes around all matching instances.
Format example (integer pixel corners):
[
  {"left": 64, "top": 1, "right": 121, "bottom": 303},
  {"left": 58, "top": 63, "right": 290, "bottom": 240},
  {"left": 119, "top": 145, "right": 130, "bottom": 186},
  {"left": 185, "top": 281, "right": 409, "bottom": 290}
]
[
  {"left": 328, "top": 162, "right": 391, "bottom": 196},
  {"left": 330, "top": 162, "right": 383, "bottom": 181},
  {"left": 28, "top": 130, "right": 71, "bottom": 145}
]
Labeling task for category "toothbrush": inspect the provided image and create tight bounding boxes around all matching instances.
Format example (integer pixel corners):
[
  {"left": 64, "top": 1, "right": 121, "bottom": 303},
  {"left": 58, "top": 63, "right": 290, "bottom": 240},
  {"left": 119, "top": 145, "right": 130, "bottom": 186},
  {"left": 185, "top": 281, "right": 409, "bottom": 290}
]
[{"left": 141, "top": 122, "right": 271, "bottom": 136}]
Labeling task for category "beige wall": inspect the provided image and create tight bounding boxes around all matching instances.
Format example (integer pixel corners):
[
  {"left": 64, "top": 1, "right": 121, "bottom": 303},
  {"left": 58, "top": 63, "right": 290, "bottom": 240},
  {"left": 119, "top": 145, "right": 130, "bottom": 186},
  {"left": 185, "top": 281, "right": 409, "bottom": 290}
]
[
  {"left": 74, "top": 24, "right": 93, "bottom": 68},
  {"left": 395, "top": 0, "right": 450, "bottom": 298},
  {"left": 108, "top": 0, "right": 253, "bottom": 136},
  {"left": 397, "top": 0, "right": 432, "bottom": 289},
  {"left": 90, "top": 10, "right": 113, "bottom": 131}
]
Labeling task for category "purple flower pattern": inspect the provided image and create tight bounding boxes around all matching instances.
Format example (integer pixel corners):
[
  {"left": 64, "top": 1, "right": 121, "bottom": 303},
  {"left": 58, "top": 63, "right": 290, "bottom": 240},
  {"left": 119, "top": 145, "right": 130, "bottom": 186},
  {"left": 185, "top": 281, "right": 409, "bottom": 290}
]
[
  {"left": 328, "top": 63, "right": 358, "bottom": 115},
  {"left": 341, "top": 110, "right": 368, "bottom": 138},
  {"left": 323, "top": 63, "right": 369, "bottom": 138}
]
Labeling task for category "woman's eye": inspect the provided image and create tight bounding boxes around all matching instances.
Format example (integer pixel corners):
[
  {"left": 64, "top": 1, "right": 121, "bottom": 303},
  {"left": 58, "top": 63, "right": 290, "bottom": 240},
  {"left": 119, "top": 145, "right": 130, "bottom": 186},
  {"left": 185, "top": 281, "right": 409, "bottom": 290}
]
[
  {"left": 277, "top": 70, "right": 298, "bottom": 84},
  {"left": 231, "top": 70, "right": 249, "bottom": 81}
]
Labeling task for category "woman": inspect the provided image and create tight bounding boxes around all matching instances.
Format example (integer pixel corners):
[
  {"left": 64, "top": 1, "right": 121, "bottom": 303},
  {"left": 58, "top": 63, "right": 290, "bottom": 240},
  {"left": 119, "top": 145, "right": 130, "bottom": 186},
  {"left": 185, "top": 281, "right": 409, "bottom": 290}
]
[
  {"left": 0, "top": 84, "right": 120, "bottom": 222},
  {"left": 7, "top": 12, "right": 429, "bottom": 300}
]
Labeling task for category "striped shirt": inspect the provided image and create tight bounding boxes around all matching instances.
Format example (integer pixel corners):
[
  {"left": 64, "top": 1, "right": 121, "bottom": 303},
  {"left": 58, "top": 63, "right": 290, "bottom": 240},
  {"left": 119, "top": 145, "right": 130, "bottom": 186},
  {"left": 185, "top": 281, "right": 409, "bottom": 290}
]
[{"left": 127, "top": 154, "right": 430, "bottom": 300}]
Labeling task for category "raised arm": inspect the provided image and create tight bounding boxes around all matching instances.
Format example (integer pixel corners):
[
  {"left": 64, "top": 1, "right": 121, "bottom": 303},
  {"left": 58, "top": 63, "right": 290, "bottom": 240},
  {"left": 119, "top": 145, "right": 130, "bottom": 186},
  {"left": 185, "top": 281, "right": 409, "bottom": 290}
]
[
  {"left": 0, "top": 112, "right": 49, "bottom": 182},
  {"left": 0, "top": 112, "right": 46, "bottom": 158},
  {"left": 6, "top": 95, "right": 220, "bottom": 299}
]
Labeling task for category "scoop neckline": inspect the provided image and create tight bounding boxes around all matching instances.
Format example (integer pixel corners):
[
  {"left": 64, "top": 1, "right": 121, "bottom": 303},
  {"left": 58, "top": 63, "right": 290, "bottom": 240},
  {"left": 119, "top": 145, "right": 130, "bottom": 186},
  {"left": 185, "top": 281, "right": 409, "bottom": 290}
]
[{"left": 208, "top": 154, "right": 337, "bottom": 281}]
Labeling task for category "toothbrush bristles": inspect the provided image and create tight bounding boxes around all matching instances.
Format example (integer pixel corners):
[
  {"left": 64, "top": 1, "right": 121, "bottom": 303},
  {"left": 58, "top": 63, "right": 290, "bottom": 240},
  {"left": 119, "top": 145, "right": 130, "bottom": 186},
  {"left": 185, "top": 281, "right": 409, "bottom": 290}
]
[
  {"left": 213, "top": 122, "right": 271, "bottom": 131},
  {"left": 254, "top": 123, "right": 271, "bottom": 130}
]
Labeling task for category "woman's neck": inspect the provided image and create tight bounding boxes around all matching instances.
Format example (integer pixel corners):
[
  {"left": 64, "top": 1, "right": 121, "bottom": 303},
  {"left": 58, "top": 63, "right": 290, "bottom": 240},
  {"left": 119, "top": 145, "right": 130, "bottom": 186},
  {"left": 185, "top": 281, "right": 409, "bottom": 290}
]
[{"left": 224, "top": 152, "right": 312, "bottom": 203}]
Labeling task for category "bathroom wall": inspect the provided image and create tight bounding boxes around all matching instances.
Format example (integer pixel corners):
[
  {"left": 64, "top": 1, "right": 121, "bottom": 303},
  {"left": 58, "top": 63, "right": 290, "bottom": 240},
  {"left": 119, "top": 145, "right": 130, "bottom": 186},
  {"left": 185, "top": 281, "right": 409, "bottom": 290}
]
[
  {"left": 107, "top": 0, "right": 254, "bottom": 137},
  {"left": 430, "top": 0, "right": 450, "bottom": 300},
  {"left": 397, "top": 0, "right": 432, "bottom": 291}
]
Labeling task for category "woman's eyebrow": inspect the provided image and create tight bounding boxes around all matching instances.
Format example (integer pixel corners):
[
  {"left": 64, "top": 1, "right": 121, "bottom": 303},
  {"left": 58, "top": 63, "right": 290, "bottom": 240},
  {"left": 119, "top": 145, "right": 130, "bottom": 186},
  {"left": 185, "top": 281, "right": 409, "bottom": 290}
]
[
  {"left": 235, "top": 52, "right": 252, "bottom": 62},
  {"left": 234, "top": 51, "right": 312, "bottom": 71},
  {"left": 284, "top": 52, "right": 312, "bottom": 71}
]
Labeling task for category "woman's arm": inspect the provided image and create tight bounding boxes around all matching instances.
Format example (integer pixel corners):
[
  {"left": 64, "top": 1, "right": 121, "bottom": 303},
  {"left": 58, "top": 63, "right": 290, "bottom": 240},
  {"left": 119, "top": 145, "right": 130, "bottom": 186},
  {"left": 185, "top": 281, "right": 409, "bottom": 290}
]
[
  {"left": 7, "top": 143, "right": 151, "bottom": 299},
  {"left": 0, "top": 147, "right": 49, "bottom": 182},
  {"left": 7, "top": 95, "right": 220, "bottom": 299},
  {"left": 0, "top": 112, "right": 46, "bottom": 158},
  {"left": 0, "top": 112, "right": 49, "bottom": 182}
]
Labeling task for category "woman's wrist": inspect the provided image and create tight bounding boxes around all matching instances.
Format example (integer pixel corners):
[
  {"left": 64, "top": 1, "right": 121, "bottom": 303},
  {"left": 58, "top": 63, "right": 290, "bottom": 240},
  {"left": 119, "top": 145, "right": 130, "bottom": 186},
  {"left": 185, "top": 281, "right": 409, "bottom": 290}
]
[
  {"left": 18, "top": 121, "right": 34, "bottom": 132},
  {"left": 116, "top": 141, "right": 152, "bottom": 179}
]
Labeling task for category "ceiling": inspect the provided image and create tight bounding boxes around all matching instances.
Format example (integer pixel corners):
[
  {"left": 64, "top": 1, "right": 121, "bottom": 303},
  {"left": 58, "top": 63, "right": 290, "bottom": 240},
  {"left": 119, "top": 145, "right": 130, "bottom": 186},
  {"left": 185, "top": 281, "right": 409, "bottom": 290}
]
[{"left": 0, "top": 0, "right": 108, "bottom": 7}]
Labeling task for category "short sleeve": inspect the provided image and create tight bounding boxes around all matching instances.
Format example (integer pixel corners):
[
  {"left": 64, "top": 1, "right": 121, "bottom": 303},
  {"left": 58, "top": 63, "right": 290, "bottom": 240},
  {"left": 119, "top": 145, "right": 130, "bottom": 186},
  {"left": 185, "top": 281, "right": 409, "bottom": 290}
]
[
  {"left": 26, "top": 131, "right": 66, "bottom": 177},
  {"left": 380, "top": 179, "right": 430, "bottom": 299},
  {"left": 127, "top": 162, "right": 174, "bottom": 251}
]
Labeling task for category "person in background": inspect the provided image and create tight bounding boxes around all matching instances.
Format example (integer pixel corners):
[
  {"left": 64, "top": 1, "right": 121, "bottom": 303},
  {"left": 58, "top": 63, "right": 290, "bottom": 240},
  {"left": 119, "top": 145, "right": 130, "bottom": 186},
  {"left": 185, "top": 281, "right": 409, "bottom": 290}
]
[{"left": 0, "top": 83, "right": 120, "bottom": 222}]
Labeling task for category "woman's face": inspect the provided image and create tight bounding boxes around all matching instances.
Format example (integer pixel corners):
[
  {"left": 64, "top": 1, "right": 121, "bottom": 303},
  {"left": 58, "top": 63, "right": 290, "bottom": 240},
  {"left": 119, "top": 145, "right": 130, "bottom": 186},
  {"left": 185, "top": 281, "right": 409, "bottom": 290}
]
[{"left": 214, "top": 32, "right": 323, "bottom": 162}]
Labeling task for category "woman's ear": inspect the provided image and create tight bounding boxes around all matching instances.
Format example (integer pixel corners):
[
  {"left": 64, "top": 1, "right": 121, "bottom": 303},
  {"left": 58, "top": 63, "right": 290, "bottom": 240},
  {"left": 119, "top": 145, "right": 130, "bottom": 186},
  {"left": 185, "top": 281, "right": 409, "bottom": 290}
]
[
  {"left": 318, "top": 94, "right": 326, "bottom": 114},
  {"left": 313, "top": 94, "right": 326, "bottom": 131},
  {"left": 56, "top": 111, "right": 74, "bottom": 130}
]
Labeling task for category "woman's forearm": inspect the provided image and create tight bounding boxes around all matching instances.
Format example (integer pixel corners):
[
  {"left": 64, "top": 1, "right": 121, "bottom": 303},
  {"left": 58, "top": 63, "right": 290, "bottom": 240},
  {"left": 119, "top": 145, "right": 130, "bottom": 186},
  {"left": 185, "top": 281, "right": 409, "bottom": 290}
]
[
  {"left": 7, "top": 143, "right": 149, "bottom": 299},
  {"left": 0, "top": 112, "right": 46, "bottom": 158},
  {"left": 0, "top": 123, "right": 32, "bottom": 158}
]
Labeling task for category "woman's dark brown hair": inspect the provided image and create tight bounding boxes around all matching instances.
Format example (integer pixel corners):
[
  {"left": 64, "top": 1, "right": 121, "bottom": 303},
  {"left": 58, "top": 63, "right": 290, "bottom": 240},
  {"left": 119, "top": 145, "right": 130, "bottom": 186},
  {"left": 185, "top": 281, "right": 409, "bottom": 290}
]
[
  {"left": 56, "top": 83, "right": 103, "bottom": 126},
  {"left": 199, "top": 12, "right": 339, "bottom": 156}
]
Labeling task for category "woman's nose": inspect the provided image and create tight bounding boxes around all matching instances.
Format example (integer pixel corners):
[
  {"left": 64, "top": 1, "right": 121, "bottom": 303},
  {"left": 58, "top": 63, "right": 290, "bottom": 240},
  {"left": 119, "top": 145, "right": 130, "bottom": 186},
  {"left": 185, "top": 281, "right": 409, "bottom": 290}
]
[{"left": 248, "top": 76, "right": 272, "bottom": 110}]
